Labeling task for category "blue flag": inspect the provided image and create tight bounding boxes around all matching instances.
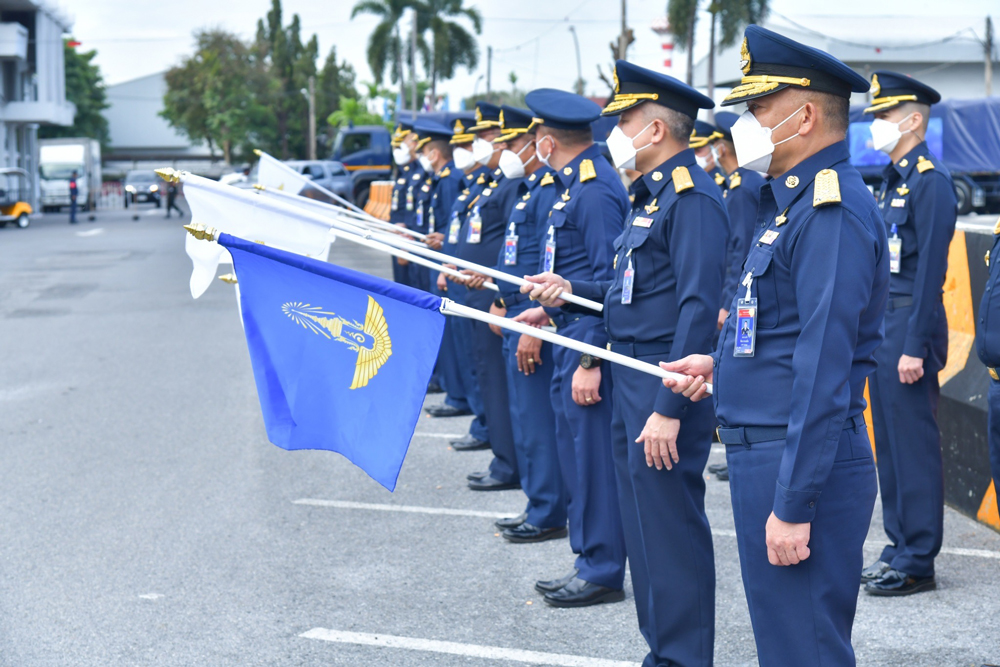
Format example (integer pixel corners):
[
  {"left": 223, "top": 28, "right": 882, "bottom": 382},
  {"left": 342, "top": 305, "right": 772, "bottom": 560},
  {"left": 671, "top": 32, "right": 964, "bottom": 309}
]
[{"left": 219, "top": 233, "right": 445, "bottom": 491}]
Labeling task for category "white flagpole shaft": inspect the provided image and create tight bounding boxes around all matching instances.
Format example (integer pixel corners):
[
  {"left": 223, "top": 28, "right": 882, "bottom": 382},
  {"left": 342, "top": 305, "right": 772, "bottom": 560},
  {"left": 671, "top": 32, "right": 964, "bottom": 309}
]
[
  {"left": 439, "top": 299, "right": 712, "bottom": 394},
  {"left": 333, "top": 229, "right": 498, "bottom": 292},
  {"left": 257, "top": 186, "right": 428, "bottom": 243}
]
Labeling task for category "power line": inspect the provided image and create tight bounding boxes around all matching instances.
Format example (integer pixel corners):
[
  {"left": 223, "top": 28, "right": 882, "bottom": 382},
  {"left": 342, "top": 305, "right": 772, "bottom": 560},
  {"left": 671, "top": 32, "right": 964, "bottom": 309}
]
[{"left": 771, "top": 11, "right": 984, "bottom": 50}]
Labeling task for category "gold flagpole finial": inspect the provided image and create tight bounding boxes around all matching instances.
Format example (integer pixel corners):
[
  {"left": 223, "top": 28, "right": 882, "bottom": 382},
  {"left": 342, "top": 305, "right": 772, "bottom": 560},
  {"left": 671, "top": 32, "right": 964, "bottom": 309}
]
[
  {"left": 253, "top": 149, "right": 263, "bottom": 157},
  {"left": 155, "top": 167, "right": 181, "bottom": 183},
  {"left": 218, "top": 273, "right": 238, "bottom": 284},
  {"left": 253, "top": 183, "right": 266, "bottom": 191},
  {"left": 183, "top": 223, "right": 217, "bottom": 242}
]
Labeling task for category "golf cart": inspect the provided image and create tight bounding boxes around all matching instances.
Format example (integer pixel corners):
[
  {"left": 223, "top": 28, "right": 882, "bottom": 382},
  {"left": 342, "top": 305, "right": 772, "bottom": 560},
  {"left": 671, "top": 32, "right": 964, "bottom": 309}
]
[{"left": 0, "top": 168, "right": 32, "bottom": 228}]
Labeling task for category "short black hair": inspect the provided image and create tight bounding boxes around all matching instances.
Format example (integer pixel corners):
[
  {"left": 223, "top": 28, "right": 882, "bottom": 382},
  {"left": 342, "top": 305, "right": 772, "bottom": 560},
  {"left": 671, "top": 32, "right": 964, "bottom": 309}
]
[
  {"left": 541, "top": 126, "right": 592, "bottom": 147},
  {"left": 425, "top": 139, "right": 453, "bottom": 160}
]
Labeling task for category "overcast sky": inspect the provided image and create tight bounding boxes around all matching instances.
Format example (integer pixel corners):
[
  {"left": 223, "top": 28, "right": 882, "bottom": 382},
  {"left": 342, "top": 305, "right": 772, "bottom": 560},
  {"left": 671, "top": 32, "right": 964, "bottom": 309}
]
[{"left": 61, "top": 0, "right": 997, "bottom": 103}]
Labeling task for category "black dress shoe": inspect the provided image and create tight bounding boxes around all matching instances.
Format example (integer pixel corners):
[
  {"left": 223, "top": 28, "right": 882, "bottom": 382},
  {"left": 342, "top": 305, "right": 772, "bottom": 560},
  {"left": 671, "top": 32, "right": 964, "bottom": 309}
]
[
  {"left": 426, "top": 381, "right": 444, "bottom": 394},
  {"left": 495, "top": 512, "right": 527, "bottom": 529},
  {"left": 503, "top": 523, "right": 568, "bottom": 543},
  {"left": 424, "top": 404, "right": 471, "bottom": 418},
  {"left": 467, "top": 470, "right": 490, "bottom": 482},
  {"left": 864, "top": 569, "right": 936, "bottom": 596},
  {"left": 451, "top": 435, "right": 490, "bottom": 451},
  {"left": 707, "top": 463, "right": 727, "bottom": 474},
  {"left": 468, "top": 475, "right": 520, "bottom": 491},
  {"left": 535, "top": 569, "right": 579, "bottom": 594},
  {"left": 715, "top": 468, "right": 729, "bottom": 481},
  {"left": 860, "top": 560, "right": 891, "bottom": 584},
  {"left": 543, "top": 576, "right": 625, "bottom": 608}
]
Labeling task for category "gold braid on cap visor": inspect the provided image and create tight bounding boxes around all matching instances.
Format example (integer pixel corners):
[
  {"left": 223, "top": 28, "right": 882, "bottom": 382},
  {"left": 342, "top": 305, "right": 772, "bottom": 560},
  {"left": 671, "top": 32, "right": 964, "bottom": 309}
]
[
  {"left": 863, "top": 94, "right": 919, "bottom": 114},
  {"left": 602, "top": 93, "right": 660, "bottom": 114},
  {"left": 495, "top": 118, "right": 542, "bottom": 143},
  {"left": 723, "top": 75, "right": 812, "bottom": 102},
  {"left": 689, "top": 131, "right": 724, "bottom": 149}
]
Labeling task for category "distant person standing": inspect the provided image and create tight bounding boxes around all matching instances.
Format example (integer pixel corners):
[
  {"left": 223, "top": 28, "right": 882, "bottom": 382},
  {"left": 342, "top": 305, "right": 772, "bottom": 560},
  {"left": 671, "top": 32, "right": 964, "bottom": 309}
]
[
  {"left": 69, "top": 170, "right": 78, "bottom": 224},
  {"left": 165, "top": 181, "right": 184, "bottom": 218}
]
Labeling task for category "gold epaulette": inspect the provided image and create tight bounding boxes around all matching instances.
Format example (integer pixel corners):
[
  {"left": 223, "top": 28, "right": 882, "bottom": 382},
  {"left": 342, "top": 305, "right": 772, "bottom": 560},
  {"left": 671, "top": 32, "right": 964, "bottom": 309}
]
[
  {"left": 672, "top": 166, "right": 694, "bottom": 193},
  {"left": 539, "top": 172, "right": 555, "bottom": 187},
  {"left": 714, "top": 172, "right": 726, "bottom": 186},
  {"left": 476, "top": 174, "right": 486, "bottom": 185},
  {"left": 916, "top": 156, "right": 935, "bottom": 173},
  {"left": 813, "top": 169, "right": 841, "bottom": 207},
  {"left": 579, "top": 159, "right": 597, "bottom": 183},
  {"left": 730, "top": 172, "right": 742, "bottom": 189}
]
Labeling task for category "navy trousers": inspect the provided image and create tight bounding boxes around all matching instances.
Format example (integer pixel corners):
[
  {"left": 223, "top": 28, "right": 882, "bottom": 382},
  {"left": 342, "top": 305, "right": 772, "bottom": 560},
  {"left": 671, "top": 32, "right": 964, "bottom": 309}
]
[
  {"left": 611, "top": 356, "right": 715, "bottom": 667},
  {"left": 549, "top": 316, "right": 626, "bottom": 589},
  {"left": 430, "top": 277, "right": 477, "bottom": 417},
  {"left": 467, "top": 289, "right": 519, "bottom": 485},
  {"left": 391, "top": 256, "right": 410, "bottom": 287},
  {"left": 447, "top": 282, "right": 490, "bottom": 444},
  {"left": 990, "top": 379, "right": 1000, "bottom": 494},
  {"left": 727, "top": 424, "right": 876, "bottom": 667},
  {"left": 502, "top": 327, "right": 567, "bottom": 529},
  {"left": 869, "top": 304, "right": 945, "bottom": 577}
]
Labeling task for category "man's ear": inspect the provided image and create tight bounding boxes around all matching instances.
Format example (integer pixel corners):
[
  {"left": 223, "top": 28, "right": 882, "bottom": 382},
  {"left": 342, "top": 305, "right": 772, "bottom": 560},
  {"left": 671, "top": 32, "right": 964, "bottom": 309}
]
[
  {"left": 653, "top": 118, "right": 668, "bottom": 143},
  {"left": 799, "top": 102, "right": 818, "bottom": 137},
  {"left": 908, "top": 111, "right": 924, "bottom": 132}
]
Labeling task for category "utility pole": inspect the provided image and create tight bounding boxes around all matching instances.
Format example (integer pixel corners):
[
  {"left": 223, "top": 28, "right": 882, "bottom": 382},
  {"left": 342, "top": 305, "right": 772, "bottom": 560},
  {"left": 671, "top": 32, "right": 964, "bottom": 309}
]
[
  {"left": 706, "top": 11, "right": 716, "bottom": 118},
  {"left": 569, "top": 26, "right": 584, "bottom": 95},
  {"left": 307, "top": 75, "right": 317, "bottom": 160},
  {"left": 410, "top": 8, "right": 418, "bottom": 113},
  {"left": 987, "top": 15, "right": 994, "bottom": 97},
  {"left": 618, "top": 0, "right": 629, "bottom": 60},
  {"left": 486, "top": 45, "right": 492, "bottom": 102}
]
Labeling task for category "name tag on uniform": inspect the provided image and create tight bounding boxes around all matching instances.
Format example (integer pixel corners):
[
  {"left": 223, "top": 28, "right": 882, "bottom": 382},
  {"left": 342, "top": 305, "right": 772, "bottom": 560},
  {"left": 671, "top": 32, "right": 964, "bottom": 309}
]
[
  {"left": 553, "top": 201, "right": 566, "bottom": 210},
  {"left": 482, "top": 189, "right": 492, "bottom": 197},
  {"left": 891, "top": 198, "right": 906, "bottom": 208},
  {"left": 632, "top": 216, "right": 654, "bottom": 228},
  {"left": 760, "top": 230, "right": 780, "bottom": 245},
  {"left": 515, "top": 202, "right": 527, "bottom": 210}
]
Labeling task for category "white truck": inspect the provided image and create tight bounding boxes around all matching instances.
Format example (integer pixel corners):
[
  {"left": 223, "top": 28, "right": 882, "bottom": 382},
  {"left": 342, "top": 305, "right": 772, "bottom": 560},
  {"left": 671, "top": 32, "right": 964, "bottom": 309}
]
[{"left": 39, "top": 138, "right": 101, "bottom": 212}]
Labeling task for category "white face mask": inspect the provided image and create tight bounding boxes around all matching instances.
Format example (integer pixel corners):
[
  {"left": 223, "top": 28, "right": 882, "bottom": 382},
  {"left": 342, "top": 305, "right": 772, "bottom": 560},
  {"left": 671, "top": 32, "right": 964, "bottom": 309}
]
[
  {"left": 869, "top": 114, "right": 914, "bottom": 154},
  {"left": 418, "top": 154, "right": 433, "bottom": 172},
  {"left": 606, "top": 121, "right": 655, "bottom": 170},
  {"left": 731, "top": 105, "right": 805, "bottom": 173},
  {"left": 393, "top": 145, "right": 412, "bottom": 166},
  {"left": 536, "top": 135, "right": 553, "bottom": 167},
  {"left": 453, "top": 146, "right": 476, "bottom": 171},
  {"left": 498, "top": 141, "right": 535, "bottom": 179},
  {"left": 472, "top": 137, "right": 496, "bottom": 165},
  {"left": 695, "top": 152, "right": 710, "bottom": 170}
]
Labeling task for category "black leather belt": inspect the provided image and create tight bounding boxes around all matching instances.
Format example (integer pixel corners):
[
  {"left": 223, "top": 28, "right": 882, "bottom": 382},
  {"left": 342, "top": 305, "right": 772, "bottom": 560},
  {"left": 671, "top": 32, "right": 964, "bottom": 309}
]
[
  {"left": 887, "top": 296, "right": 914, "bottom": 311},
  {"left": 717, "top": 415, "right": 866, "bottom": 447},
  {"left": 607, "top": 340, "right": 672, "bottom": 357}
]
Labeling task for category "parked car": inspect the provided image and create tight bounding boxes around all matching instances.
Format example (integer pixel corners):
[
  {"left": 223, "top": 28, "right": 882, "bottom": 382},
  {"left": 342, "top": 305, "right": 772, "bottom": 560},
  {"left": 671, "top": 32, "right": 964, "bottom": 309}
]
[
  {"left": 0, "top": 168, "right": 33, "bottom": 228},
  {"left": 124, "top": 170, "right": 162, "bottom": 207},
  {"left": 284, "top": 160, "right": 353, "bottom": 203}
]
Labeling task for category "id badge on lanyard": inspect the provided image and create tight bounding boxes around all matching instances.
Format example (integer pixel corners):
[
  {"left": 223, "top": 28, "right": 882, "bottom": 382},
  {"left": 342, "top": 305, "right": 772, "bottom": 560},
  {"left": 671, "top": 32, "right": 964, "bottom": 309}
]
[
  {"left": 467, "top": 207, "right": 483, "bottom": 244},
  {"left": 504, "top": 222, "right": 519, "bottom": 266},
  {"left": 734, "top": 272, "right": 757, "bottom": 357},
  {"left": 406, "top": 186, "right": 414, "bottom": 211},
  {"left": 415, "top": 202, "right": 424, "bottom": 231},
  {"left": 621, "top": 253, "right": 634, "bottom": 305},
  {"left": 543, "top": 226, "right": 556, "bottom": 272},
  {"left": 888, "top": 223, "right": 902, "bottom": 274},
  {"left": 447, "top": 213, "right": 461, "bottom": 245}
]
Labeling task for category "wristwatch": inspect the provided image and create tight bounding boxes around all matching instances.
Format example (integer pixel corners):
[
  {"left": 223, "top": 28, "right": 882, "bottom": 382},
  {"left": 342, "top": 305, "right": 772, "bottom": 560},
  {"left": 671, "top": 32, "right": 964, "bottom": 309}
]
[
  {"left": 579, "top": 353, "right": 601, "bottom": 369},
  {"left": 493, "top": 296, "right": 507, "bottom": 309}
]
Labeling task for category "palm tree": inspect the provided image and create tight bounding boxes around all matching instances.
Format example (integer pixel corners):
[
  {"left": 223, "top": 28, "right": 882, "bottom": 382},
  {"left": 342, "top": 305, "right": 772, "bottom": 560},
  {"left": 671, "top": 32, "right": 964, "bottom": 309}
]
[
  {"left": 351, "top": 0, "right": 418, "bottom": 109},
  {"left": 414, "top": 0, "right": 482, "bottom": 103}
]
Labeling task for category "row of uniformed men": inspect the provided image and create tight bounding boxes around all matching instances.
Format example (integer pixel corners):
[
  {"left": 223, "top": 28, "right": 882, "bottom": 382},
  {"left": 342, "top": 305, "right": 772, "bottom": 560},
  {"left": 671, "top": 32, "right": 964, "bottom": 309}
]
[{"left": 383, "top": 23, "right": 971, "bottom": 667}]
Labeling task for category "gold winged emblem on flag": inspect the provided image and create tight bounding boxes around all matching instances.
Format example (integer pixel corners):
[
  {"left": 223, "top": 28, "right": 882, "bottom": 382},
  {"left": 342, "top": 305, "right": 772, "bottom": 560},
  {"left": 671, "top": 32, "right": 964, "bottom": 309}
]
[{"left": 282, "top": 296, "right": 392, "bottom": 389}]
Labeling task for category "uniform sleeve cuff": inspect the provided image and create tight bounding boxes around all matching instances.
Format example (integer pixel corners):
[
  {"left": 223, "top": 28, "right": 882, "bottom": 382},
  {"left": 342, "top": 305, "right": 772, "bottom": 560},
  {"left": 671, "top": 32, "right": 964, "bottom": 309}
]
[
  {"left": 903, "top": 336, "right": 928, "bottom": 359},
  {"left": 568, "top": 280, "right": 605, "bottom": 303},
  {"left": 772, "top": 482, "right": 819, "bottom": 524},
  {"left": 653, "top": 387, "right": 691, "bottom": 419}
]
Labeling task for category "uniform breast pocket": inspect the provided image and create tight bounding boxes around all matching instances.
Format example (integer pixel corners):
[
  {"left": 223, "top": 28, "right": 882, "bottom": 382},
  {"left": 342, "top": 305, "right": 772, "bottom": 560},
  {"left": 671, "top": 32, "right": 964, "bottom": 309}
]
[
  {"left": 548, "top": 209, "right": 575, "bottom": 255},
  {"left": 882, "top": 206, "right": 913, "bottom": 254},
  {"left": 743, "top": 246, "right": 779, "bottom": 329},
  {"left": 624, "top": 226, "right": 656, "bottom": 292}
]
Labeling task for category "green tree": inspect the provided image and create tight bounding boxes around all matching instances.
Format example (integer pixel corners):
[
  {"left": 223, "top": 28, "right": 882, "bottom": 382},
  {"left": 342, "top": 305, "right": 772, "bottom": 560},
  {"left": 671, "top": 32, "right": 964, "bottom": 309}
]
[
  {"left": 316, "top": 46, "right": 359, "bottom": 155},
  {"left": 162, "top": 30, "right": 269, "bottom": 164},
  {"left": 351, "top": 0, "right": 421, "bottom": 110},
  {"left": 39, "top": 39, "right": 110, "bottom": 148},
  {"left": 415, "top": 0, "right": 482, "bottom": 103},
  {"left": 667, "top": 0, "right": 768, "bottom": 90}
]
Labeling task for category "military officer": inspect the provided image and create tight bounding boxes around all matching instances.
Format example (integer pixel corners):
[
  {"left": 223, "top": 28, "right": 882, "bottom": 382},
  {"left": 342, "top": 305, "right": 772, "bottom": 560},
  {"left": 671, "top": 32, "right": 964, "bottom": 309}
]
[
  {"left": 860, "top": 71, "right": 955, "bottom": 597},
  {"left": 513, "top": 88, "right": 629, "bottom": 607},
  {"left": 690, "top": 119, "right": 727, "bottom": 191},
  {"left": 977, "top": 218, "right": 1000, "bottom": 499},
  {"left": 389, "top": 121, "right": 416, "bottom": 287},
  {"left": 524, "top": 61, "right": 725, "bottom": 665},
  {"left": 390, "top": 118, "right": 427, "bottom": 287},
  {"left": 445, "top": 104, "right": 523, "bottom": 492},
  {"left": 663, "top": 25, "right": 887, "bottom": 666},
  {"left": 479, "top": 106, "right": 567, "bottom": 540}
]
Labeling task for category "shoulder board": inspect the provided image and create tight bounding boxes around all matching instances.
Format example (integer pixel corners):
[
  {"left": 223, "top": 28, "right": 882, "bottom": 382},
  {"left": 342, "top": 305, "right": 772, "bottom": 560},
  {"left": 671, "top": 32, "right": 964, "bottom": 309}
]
[
  {"left": 672, "top": 166, "right": 694, "bottom": 193},
  {"left": 916, "top": 156, "right": 935, "bottom": 173},
  {"left": 539, "top": 172, "right": 555, "bottom": 187},
  {"left": 729, "top": 172, "right": 742, "bottom": 189},
  {"left": 714, "top": 172, "right": 726, "bottom": 186},
  {"left": 476, "top": 174, "right": 486, "bottom": 185},
  {"left": 813, "top": 169, "right": 842, "bottom": 207},
  {"left": 579, "top": 159, "right": 597, "bottom": 183},
  {"left": 439, "top": 167, "right": 451, "bottom": 178}
]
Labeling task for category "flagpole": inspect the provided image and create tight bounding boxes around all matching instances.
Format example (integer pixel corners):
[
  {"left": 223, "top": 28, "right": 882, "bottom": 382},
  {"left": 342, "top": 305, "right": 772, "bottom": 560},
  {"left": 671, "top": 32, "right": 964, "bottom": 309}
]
[
  {"left": 439, "top": 299, "right": 712, "bottom": 394},
  {"left": 254, "top": 149, "right": 369, "bottom": 216}
]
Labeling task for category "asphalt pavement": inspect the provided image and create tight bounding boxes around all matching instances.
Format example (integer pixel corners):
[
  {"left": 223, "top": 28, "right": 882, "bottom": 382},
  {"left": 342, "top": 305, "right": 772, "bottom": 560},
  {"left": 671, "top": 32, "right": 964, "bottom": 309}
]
[{"left": 1, "top": 205, "right": 998, "bottom": 666}]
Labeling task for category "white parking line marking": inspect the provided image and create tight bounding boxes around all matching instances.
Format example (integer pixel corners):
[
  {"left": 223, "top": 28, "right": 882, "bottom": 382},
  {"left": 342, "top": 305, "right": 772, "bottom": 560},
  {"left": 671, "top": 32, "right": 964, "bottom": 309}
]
[
  {"left": 296, "top": 500, "right": 1000, "bottom": 560},
  {"left": 75, "top": 228, "right": 105, "bottom": 237},
  {"left": 300, "top": 628, "right": 641, "bottom": 667},
  {"left": 293, "top": 499, "right": 512, "bottom": 519}
]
